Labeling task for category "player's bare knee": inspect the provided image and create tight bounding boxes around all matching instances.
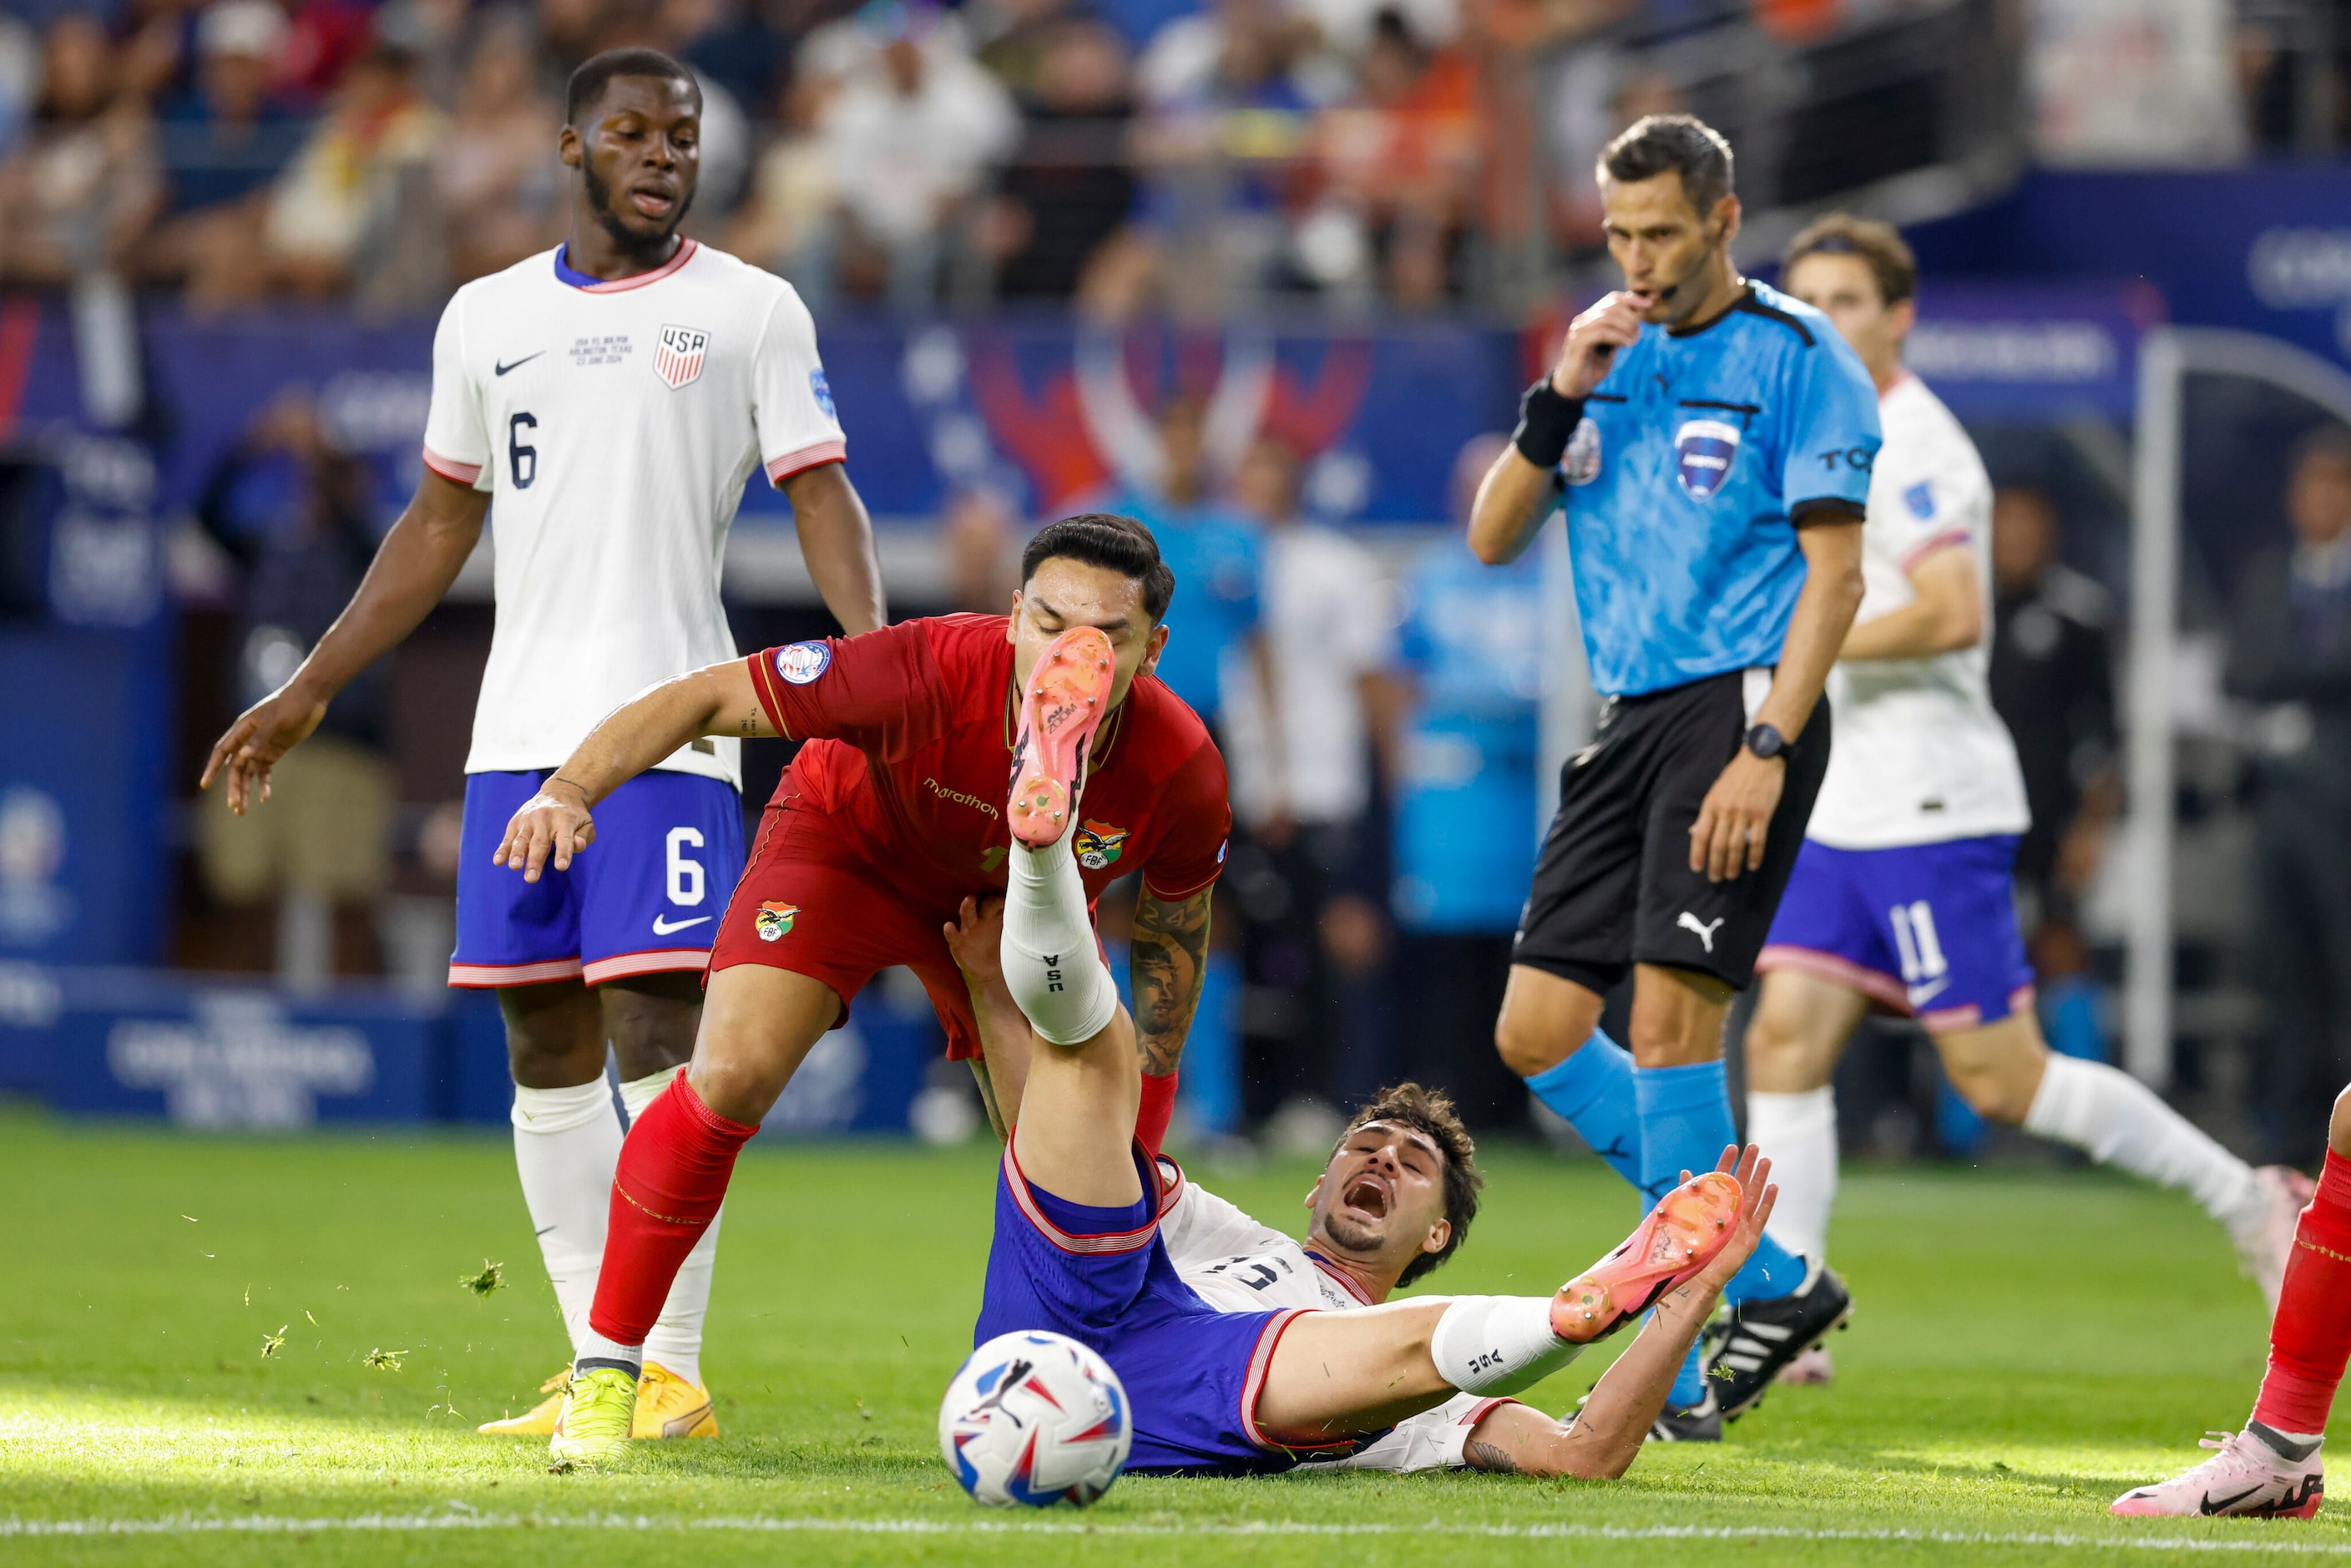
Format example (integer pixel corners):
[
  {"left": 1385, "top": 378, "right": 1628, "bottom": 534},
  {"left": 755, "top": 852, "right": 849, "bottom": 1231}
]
[
  {"left": 1494, "top": 1005, "right": 1566, "bottom": 1078},
  {"left": 602, "top": 973, "right": 701, "bottom": 1080},
  {"left": 498, "top": 984, "right": 604, "bottom": 1088},
  {"left": 686, "top": 1052, "right": 785, "bottom": 1127}
]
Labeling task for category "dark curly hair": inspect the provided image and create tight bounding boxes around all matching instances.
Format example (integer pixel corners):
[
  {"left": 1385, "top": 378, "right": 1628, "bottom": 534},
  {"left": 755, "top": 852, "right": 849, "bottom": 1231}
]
[{"left": 1332, "top": 1082, "right": 1484, "bottom": 1287}]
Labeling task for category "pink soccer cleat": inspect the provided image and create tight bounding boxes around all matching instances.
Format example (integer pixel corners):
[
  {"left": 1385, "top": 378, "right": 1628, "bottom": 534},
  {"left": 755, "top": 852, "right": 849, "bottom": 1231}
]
[
  {"left": 2111, "top": 1425, "right": 2323, "bottom": 1520},
  {"left": 1551, "top": 1171, "right": 1742, "bottom": 1345},
  {"left": 1009, "top": 625, "right": 1115, "bottom": 847}
]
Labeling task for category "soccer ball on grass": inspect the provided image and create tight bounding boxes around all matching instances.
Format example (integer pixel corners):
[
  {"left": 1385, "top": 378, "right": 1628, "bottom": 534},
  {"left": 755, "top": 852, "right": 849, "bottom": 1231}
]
[{"left": 938, "top": 1330, "right": 1130, "bottom": 1507}]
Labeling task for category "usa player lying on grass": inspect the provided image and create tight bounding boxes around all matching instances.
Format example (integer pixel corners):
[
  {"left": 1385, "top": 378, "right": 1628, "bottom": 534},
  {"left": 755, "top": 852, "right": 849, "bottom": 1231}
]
[{"left": 939, "top": 624, "right": 1779, "bottom": 1478}]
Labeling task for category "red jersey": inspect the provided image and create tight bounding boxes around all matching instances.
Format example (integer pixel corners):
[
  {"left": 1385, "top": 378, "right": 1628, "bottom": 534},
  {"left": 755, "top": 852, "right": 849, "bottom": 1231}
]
[{"left": 745, "top": 615, "right": 1231, "bottom": 913}]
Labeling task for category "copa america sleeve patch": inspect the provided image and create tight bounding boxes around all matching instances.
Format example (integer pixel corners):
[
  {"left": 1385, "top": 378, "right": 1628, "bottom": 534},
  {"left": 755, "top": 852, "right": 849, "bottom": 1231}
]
[
  {"left": 1904, "top": 480, "right": 1936, "bottom": 519},
  {"left": 774, "top": 641, "right": 832, "bottom": 685},
  {"left": 810, "top": 367, "right": 835, "bottom": 419}
]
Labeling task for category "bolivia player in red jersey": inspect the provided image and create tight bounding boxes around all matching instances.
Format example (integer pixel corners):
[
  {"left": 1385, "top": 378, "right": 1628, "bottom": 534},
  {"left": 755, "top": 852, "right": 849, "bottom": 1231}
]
[{"left": 488, "top": 514, "right": 1231, "bottom": 1460}]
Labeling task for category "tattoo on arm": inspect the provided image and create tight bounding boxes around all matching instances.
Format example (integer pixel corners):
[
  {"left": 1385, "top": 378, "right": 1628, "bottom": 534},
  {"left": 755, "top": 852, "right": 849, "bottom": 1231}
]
[
  {"left": 1465, "top": 1439, "right": 1521, "bottom": 1474},
  {"left": 1128, "top": 888, "right": 1212, "bottom": 1078}
]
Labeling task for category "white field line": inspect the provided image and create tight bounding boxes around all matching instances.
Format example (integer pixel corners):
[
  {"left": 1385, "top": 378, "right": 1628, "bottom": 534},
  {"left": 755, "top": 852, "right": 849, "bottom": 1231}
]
[{"left": 3, "top": 1514, "right": 2351, "bottom": 1552}]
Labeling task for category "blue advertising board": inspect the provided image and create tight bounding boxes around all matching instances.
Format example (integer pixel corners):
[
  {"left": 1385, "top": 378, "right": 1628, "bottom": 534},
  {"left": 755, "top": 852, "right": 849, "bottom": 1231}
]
[
  {"left": 1908, "top": 169, "right": 2351, "bottom": 376},
  {"left": 13, "top": 965, "right": 943, "bottom": 1136}
]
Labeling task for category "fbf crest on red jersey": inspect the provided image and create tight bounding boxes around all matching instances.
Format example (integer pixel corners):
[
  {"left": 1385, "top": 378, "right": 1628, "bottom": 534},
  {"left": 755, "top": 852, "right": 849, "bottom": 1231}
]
[{"left": 655, "top": 324, "right": 710, "bottom": 390}]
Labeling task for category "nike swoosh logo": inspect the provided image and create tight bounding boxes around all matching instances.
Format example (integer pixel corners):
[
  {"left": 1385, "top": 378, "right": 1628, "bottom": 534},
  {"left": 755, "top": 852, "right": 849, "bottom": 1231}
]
[
  {"left": 1906, "top": 977, "right": 1951, "bottom": 1007},
  {"left": 494, "top": 352, "right": 544, "bottom": 377},
  {"left": 651, "top": 913, "right": 712, "bottom": 935},
  {"left": 2202, "top": 1485, "right": 2265, "bottom": 1515},
  {"left": 535, "top": 1225, "right": 556, "bottom": 1237}
]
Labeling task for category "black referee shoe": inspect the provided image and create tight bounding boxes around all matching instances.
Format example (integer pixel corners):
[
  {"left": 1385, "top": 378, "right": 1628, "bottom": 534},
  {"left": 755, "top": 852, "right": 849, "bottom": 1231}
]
[
  {"left": 1646, "top": 1388, "right": 1722, "bottom": 1442},
  {"left": 1706, "top": 1265, "right": 1852, "bottom": 1421}
]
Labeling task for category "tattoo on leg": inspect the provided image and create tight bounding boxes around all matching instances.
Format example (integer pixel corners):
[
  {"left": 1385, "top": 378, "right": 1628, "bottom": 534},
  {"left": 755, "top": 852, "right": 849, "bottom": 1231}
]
[
  {"left": 1129, "top": 888, "right": 1212, "bottom": 1079},
  {"left": 1466, "top": 1439, "right": 1522, "bottom": 1474}
]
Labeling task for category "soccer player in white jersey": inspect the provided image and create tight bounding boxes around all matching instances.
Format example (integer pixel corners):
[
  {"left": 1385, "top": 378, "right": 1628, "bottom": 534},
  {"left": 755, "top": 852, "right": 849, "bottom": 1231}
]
[
  {"left": 1718, "top": 214, "right": 2310, "bottom": 1414},
  {"left": 936, "top": 890, "right": 1775, "bottom": 1478},
  {"left": 200, "top": 48, "right": 886, "bottom": 1440}
]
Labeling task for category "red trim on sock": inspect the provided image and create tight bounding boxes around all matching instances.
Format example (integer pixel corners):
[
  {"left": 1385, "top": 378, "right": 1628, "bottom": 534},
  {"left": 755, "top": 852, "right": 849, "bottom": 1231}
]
[
  {"left": 2254, "top": 1149, "right": 2351, "bottom": 1437},
  {"left": 1135, "top": 1069, "right": 1178, "bottom": 1159},
  {"left": 588, "top": 1075, "right": 756, "bottom": 1346}
]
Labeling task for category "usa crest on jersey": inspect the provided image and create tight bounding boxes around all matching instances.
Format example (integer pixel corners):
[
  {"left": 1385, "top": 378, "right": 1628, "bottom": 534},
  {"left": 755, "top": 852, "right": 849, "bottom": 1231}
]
[{"left": 655, "top": 324, "right": 710, "bottom": 389}]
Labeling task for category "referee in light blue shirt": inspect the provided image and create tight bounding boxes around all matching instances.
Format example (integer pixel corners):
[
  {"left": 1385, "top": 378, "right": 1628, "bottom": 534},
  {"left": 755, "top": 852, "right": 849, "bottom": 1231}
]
[{"left": 1465, "top": 114, "right": 1875, "bottom": 1438}]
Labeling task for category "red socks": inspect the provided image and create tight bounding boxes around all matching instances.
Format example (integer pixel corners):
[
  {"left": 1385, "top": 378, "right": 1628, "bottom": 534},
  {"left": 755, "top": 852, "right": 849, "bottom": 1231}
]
[
  {"left": 2253, "top": 1151, "right": 2351, "bottom": 1437},
  {"left": 1136, "top": 1069, "right": 1178, "bottom": 1160},
  {"left": 588, "top": 1075, "right": 756, "bottom": 1348}
]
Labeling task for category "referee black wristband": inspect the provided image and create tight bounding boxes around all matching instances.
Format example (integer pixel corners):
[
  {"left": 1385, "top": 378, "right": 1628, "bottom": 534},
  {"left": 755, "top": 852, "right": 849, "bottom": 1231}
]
[{"left": 1513, "top": 377, "right": 1585, "bottom": 471}]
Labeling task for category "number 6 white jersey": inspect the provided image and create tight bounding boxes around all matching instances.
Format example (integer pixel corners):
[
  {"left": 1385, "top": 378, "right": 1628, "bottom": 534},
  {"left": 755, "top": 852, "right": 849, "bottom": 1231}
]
[
  {"left": 1806, "top": 372, "right": 2030, "bottom": 849},
  {"left": 420, "top": 240, "right": 847, "bottom": 787}
]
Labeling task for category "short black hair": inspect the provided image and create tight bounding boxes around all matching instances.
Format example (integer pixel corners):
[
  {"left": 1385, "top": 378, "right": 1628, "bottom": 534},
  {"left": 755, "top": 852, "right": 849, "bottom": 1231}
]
[
  {"left": 1334, "top": 1082, "right": 1483, "bottom": 1287},
  {"left": 1600, "top": 113, "right": 1736, "bottom": 216},
  {"left": 566, "top": 48, "right": 700, "bottom": 127},
  {"left": 1019, "top": 513, "right": 1176, "bottom": 625}
]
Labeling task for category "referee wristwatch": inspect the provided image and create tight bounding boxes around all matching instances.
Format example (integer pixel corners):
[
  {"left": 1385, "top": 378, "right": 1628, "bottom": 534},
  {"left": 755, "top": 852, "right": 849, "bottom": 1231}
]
[{"left": 1743, "top": 722, "right": 1788, "bottom": 761}]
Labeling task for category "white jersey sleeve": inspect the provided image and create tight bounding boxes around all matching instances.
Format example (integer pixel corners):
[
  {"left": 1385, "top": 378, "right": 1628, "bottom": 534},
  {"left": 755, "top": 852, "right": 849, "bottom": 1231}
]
[
  {"left": 1807, "top": 374, "right": 2030, "bottom": 848},
  {"left": 1161, "top": 1183, "right": 1365, "bottom": 1313},
  {"left": 422, "top": 295, "right": 492, "bottom": 491},
  {"left": 1302, "top": 1393, "right": 1514, "bottom": 1474},
  {"left": 751, "top": 285, "right": 848, "bottom": 485}
]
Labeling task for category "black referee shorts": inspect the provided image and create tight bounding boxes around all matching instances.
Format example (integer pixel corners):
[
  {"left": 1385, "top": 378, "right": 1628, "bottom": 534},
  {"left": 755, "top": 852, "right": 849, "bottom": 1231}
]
[{"left": 1512, "top": 668, "right": 1829, "bottom": 994}]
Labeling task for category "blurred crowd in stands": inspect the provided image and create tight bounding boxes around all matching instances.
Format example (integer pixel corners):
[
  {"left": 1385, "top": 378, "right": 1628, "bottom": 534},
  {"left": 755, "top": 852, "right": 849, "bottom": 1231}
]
[{"left": 0, "top": 0, "right": 1676, "bottom": 313}]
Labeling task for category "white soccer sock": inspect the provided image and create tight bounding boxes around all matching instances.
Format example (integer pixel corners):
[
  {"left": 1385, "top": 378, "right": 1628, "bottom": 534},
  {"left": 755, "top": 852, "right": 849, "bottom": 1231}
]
[
  {"left": 2024, "top": 1054, "right": 2265, "bottom": 1233},
  {"left": 511, "top": 1079, "right": 622, "bottom": 1361},
  {"left": 621, "top": 1065, "right": 719, "bottom": 1388},
  {"left": 1747, "top": 1087, "right": 1838, "bottom": 1267},
  {"left": 1429, "top": 1295, "right": 1585, "bottom": 1396},
  {"left": 1001, "top": 833, "right": 1118, "bottom": 1047}
]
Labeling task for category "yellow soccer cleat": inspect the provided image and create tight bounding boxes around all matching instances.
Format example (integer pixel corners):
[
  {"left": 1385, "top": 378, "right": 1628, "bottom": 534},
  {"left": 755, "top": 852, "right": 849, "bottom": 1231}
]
[
  {"left": 634, "top": 1363, "right": 720, "bottom": 1439},
  {"left": 549, "top": 1366, "right": 638, "bottom": 1469},
  {"left": 477, "top": 1368, "right": 571, "bottom": 1436}
]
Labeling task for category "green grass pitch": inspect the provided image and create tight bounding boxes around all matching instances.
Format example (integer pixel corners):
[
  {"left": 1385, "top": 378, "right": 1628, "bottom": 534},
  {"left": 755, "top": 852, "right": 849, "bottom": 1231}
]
[{"left": 3, "top": 1102, "right": 2344, "bottom": 1565}]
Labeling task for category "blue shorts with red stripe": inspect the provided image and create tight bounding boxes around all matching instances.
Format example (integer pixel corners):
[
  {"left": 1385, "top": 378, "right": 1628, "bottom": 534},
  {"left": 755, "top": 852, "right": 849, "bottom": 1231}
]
[
  {"left": 1757, "top": 833, "right": 2035, "bottom": 1031},
  {"left": 450, "top": 770, "right": 745, "bottom": 989},
  {"left": 974, "top": 1144, "right": 1358, "bottom": 1476}
]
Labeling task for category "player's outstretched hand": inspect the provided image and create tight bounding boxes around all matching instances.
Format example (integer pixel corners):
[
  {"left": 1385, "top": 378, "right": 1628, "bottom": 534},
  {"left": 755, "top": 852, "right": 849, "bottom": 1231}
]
[
  {"left": 1692, "top": 1143, "right": 1777, "bottom": 1294},
  {"left": 493, "top": 783, "right": 596, "bottom": 882},
  {"left": 1551, "top": 291, "right": 1647, "bottom": 399},
  {"left": 198, "top": 684, "right": 330, "bottom": 817},
  {"left": 1690, "top": 748, "right": 1785, "bottom": 883},
  {"left": 942, "top": 896, "right": 1006, "bottom": 986}
]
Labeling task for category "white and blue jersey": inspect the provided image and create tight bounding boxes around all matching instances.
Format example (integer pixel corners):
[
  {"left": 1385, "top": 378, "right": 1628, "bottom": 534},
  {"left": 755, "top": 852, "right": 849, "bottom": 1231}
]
[
  {"left": 422, "top": 240, "right": 842, "bottom": 987},
  {"left": 1555, "top": 282, "right": 1880, "bottom": 696},
  {"left": 1756, "top": 374, "right": 2033, "bottom": 1029}
]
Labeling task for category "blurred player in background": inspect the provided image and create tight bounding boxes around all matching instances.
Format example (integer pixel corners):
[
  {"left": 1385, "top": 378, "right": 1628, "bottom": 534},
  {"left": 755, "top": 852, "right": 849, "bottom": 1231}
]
[
  {"left": 1735, "top": 216, "right": 2308, "bottom": 1410},
  {"left": 489, "top": 517, "right": 1229, "bottom": 1460},
  {"left": 1469, "top": 114, "right": 1873, "bottom": 1439},
  {"left": 2115, "top": 1080, "right": 2351, "bottom": 1518},
  {"left": 200, "top": 47, "right": 887, "bottom": 1440}
]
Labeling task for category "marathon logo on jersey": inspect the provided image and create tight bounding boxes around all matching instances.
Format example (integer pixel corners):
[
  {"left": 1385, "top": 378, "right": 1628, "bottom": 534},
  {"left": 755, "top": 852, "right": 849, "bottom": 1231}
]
[
  {"left": 1074, "top": 821, "right": 1130, "bottom": 871},
  {"left": 774, "top": 640, "right": 832, "bottom": 685},
  {"left": 1674, "top": 419, "right": 1741, "bottom": 502},
  {"left": 654, "top": 324, "right": 710, "bottom": 390},
  {"left": 1563, "top": 417, "right": 1602, "bottom": 486},
  {"left": 756, "top": 901, "right": 799, "bottom": 941}
]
